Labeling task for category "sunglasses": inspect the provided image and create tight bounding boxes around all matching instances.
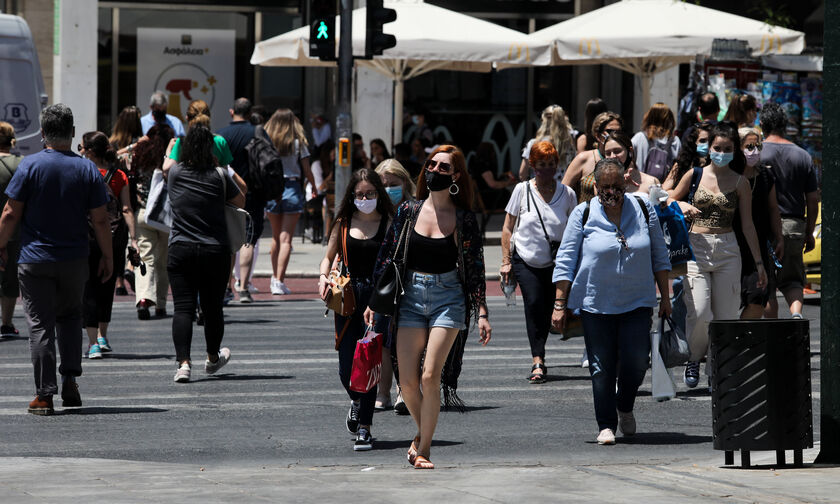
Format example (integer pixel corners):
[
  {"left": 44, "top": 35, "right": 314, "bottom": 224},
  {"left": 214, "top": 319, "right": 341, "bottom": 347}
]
[
  {"left": 77, "top": 144, "right": 84, "bottom": 152},
  {"left": 599, "top": 185, "right": 624, "bottom": 192},
  {"left": 615, "top": 229, "right": 630, "bottom": 252},
  {"left": 425, "top": 159, "right": 453, "bottom": 174},
  {"left": 743, "top": 143, "right": 762, "bottom": 151},
  {"left": 354, "top": 190, "right": 377, "bottom": 200},
  {"left": 603, "top": 128, "right": 621, "bottom": 135}
]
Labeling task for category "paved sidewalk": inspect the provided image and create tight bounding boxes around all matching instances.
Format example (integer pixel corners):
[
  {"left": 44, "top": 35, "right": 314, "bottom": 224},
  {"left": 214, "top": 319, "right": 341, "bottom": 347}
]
[{"left": 1, "top": 446, "right": 836, "bottom": 503}]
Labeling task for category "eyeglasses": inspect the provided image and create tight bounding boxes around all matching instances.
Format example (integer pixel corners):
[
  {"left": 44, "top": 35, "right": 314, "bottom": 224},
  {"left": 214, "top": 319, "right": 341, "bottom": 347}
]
[
  {"left": 354, "top": 190, "right": 378, "bottom": 200},
  {"left": 599, "top": 184, "right": 624, "bottom": 192},
  {"left": 743, "top": 143, "right": 762, "bottom": 151},
  {"left": 425, "top": 159, "right": 453, "bottom": 174},
  {"left": 615, "top": 229, "right": 629, "bottom": 252}
]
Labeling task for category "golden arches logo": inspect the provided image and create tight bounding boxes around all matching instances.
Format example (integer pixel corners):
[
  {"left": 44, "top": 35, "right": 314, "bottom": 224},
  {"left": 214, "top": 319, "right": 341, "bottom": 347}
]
[
  {"left": 507, "top": 44, "right": 531, "bottom": 62},
  {"left": 760, "top": 34, "right": 783, "bottom": 53},
  {"left": 578, "top": 38, "right": 601, "bottom": 56}
]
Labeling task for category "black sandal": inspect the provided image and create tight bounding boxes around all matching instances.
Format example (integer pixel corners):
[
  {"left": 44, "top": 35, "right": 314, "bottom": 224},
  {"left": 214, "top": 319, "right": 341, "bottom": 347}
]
[{"left": 528, "top": 363, "right": 547, "bottom": 384}]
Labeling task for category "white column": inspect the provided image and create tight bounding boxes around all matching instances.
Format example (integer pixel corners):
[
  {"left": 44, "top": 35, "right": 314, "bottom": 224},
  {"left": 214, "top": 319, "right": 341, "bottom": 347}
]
[
  {"left": 352, "top": 65, "right": 394, "bottom": 154},
  {"left": 633, "top": 66, "right": 680, "bottom": 129},
  {"left": 52, "top": 0, "right": 97, "bottom": 148}
]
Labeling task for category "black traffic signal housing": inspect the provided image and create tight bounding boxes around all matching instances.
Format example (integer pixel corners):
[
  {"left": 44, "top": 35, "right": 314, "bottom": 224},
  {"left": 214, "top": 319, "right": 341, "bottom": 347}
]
[
  {"left": 365, "top": 0, "right": 397, "bottom": 58},
  {"left": 310, "top": 0, "right": 336, "bottom": 61}
]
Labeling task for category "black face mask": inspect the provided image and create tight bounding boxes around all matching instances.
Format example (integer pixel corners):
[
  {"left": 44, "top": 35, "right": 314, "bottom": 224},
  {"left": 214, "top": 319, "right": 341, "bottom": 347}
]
[
  {"left": 152, "top": 109, "right": 167, "bottom": 122},
  {"left": 425, "top": 171, "right": 452, "bottom": 192}
]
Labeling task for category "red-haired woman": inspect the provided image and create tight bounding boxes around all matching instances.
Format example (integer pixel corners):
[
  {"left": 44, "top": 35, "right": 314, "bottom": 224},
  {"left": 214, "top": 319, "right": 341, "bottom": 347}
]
[
  {"left": 365, "top": 145, "right": 491, "bottom": 469},
  {"left": 501, "top": 141, "right": 576, "bottom": 383}
]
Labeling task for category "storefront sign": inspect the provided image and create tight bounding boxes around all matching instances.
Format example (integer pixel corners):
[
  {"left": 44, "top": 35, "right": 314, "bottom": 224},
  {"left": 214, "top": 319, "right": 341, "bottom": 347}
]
[{"left": 136, "top": 28, "right": 235, "bottom": 132}]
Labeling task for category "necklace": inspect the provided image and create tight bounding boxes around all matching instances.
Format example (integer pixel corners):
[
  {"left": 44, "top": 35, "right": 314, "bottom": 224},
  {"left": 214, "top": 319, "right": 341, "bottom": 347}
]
[{"left": 535, "top": 179, "right": 556, "bottom": 193}]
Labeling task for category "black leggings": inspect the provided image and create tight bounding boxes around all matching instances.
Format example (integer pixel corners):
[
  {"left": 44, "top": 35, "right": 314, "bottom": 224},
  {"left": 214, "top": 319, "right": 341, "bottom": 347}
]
[
  {"left": 335, "top": 278, "right": 376, "bottom": 426},
  {"left": 83, "top": 227, "right": 128, "bottom": 327},
  {"left": 511, "top": 251, "right": 555, "bottom": 360},
  {"left": 167, "top": 242, "right": 230, "bottom": 363}
]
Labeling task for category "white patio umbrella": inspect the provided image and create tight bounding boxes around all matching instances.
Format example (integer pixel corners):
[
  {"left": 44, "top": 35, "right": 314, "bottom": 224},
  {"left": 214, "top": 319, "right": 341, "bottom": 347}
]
[
  {"left": 528, "top": 0, "right": 805, "bottom": 111},
  {"left": 250, "top": 0, "right": 551, "bottom": 143}
]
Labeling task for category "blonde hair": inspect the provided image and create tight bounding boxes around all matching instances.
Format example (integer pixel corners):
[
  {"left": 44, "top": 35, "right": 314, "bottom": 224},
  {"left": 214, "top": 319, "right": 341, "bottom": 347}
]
[
  {"left": 188, "top": 114, "right": 211, "bottom": 130},
  {"left": 0, "top": 121, "right": 15, "bottom": 150},
  {"left": 534, "top": 105, "right": 574, "bottom": 165},
  {"left": 264, "top": 109, "right": 308, "bottom": 156},
  {"left": 738, "top": 127, "right": 762, "bottom": 144},
  {"left": 186, "top": 100, "right": 210, "bottom": 122},
  {"left": 375, "top": 159, "right": 416, "bottom": 200}
]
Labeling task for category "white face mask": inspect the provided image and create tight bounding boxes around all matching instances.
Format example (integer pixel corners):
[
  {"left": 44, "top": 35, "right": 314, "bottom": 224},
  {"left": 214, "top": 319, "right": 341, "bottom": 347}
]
[{"left": 354, "top": 198, "right": 377, "bottom": 214}]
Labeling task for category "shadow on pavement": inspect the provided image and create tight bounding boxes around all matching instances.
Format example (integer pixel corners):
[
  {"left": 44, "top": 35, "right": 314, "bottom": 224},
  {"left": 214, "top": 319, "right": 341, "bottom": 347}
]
[
  {"left": 442, "top": 405, "right": 498, "bottom": 413},
  {"left": 189, "top": 374, "right": 294, "bottom": 382},
  {"left": 616, "top": 432, "right": 712, "bottom": 445},
  {"left": 373, "top": 439, "right": 463, "bottom": 451},
  {"left": 61, "top": 406, "right": 168, "bottom": 415},
  {"left": 0, "top": 336, "right": 27, "bottom": 343},
  {"left": 222, "top": 319, "right": 278, "bottom": 325},
  {"left": 105, "top": 353, "right": 175, "bottom": 360},
  {"left": 543, "top": 374, "right": 591, "bottom": 383}
]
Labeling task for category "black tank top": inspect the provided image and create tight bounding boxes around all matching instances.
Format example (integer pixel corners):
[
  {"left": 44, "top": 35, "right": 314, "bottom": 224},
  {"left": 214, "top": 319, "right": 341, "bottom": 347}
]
[
  {"left": 346, "top": 217, "right": 387, "bottom": 279},
  {"left": 406, "top": 229, "right": 457, "bottom": 274}
]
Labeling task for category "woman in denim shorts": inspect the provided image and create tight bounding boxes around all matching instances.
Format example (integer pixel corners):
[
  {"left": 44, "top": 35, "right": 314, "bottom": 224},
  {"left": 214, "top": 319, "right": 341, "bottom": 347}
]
[
  {"left": 365, "top": 145, "right": 491, "bottom": 469},
  {"left": 263, "top": 109, "right": 317, "bottom": 295}
]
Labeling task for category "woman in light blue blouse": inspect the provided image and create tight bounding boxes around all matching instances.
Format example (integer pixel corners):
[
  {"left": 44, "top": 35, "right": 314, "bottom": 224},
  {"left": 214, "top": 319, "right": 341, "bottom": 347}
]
[{"left": 551, "top": 158, "right": 671, "bottom": 446}]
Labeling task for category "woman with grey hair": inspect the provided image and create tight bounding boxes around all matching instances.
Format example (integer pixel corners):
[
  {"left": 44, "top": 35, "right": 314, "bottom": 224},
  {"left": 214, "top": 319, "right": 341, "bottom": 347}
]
[{"left": 552, "top": 158, "right": 671, "bottom": 445}]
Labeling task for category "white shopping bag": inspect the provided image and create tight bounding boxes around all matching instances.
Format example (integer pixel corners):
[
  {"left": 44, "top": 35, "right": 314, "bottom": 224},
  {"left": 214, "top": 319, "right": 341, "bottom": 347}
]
[{"left": 650, "top": 328, "right": 676, "bottom": 402}]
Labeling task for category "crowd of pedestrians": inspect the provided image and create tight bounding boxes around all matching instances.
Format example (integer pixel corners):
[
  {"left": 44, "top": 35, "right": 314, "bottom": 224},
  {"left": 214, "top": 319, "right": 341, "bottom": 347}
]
[{"left": 0, "top": 92, "right": 819, "bottom": 466}]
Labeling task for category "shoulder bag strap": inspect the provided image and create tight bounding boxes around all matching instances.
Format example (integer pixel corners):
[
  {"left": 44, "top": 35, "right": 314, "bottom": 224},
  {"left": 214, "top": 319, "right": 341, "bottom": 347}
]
[
  {"left": 527, "top": 182, "right": 552, "bottom": 244},
  {"left": 340, "top": 219, "right": 350, "bottom": 268}
]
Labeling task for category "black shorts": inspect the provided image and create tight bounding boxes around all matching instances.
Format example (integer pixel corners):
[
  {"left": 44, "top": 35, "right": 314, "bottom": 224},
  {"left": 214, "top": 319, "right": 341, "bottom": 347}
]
[
  {"left": 741, "top": 262, "right": 776, "bottom": 308},
  {"left": 245, "top": 193, "right": 266, "bottom": 246}
]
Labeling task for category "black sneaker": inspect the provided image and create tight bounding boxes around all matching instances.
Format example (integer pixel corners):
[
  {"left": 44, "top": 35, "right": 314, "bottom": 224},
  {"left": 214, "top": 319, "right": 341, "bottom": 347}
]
[
  {"left": 394, "top": 396, "right": 409, "bottom": 416},
  {"left": 354, "top": 427, "right": 373, "bottom": 451},
  {"left": 137, "top": 300, "right": 151, "bottom": 320},
  {"left": 0, "top": 324, "right": 19, "bottom": 338},
  {"left": 684, "top": 361, "right": 700, "bottom": 389},
  {"left": 346, "top": 400, "right": 360, "bottom": 434}
]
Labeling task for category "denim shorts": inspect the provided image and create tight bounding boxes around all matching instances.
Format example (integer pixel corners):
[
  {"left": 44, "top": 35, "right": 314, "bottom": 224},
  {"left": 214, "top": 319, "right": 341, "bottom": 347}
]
[
  {"left": 398, "top": 269, "right": 466, "bottom": 330},
  {"left": 266, "top": 179, "right": 303, "bottom": 215}
]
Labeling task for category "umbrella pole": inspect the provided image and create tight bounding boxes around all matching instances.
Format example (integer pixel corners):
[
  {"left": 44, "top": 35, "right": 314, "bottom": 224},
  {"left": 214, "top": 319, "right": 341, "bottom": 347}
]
[
  {"left": 641, "top": 72, "right": 652, "bottom": 114},
  {"left": 393, "top": 78, "right": 404, "bottom": 149}
]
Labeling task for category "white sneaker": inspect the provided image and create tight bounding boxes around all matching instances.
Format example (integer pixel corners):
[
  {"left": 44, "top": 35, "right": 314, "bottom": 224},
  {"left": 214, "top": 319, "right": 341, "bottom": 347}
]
[
  {"left": 618, "top": 410, "right": 636, "bottom": 436},
  {"left": 597, "top": 428, "right": 616, "bottom": 445},
  {"left": 174, "top": 363, "right": 191, "bottom": 383},
  {"left": 205, "top": 347, "right": 231, "bottom": 374},
  {"left": 270, "top": 277, "right": 284, "bottom": 295}
]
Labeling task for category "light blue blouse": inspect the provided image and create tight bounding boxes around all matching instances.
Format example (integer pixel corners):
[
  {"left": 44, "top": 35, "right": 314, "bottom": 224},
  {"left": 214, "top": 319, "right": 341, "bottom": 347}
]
[{"left": 553, "top": 195, "right": 671, "bottom": 315}]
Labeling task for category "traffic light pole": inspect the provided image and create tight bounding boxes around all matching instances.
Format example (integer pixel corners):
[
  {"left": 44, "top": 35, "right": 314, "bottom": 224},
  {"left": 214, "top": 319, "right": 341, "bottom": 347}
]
[
  {"left": 334, "top": 0, "right": 353, "bottom": 215},
  {"left": 816, "top": 0, "right": 840, "bottom": 465}
]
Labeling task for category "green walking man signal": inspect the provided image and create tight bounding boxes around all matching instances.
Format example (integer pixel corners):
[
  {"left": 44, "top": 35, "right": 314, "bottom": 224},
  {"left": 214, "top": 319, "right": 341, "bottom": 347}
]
[{"left": 317, "top": 21, "right": 329, "bottom": 40}]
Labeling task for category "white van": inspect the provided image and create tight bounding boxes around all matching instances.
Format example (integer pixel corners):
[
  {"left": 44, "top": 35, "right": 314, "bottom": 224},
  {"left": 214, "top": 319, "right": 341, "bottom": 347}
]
[{"left": 0, "top": 13, "right": 48, "bottom": 155}]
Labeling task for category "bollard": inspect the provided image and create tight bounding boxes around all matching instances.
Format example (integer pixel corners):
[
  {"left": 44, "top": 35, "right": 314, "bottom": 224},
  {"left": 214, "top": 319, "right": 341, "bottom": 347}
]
[{"left": 709, "top": 319, "right": 813, "bottom": 468}]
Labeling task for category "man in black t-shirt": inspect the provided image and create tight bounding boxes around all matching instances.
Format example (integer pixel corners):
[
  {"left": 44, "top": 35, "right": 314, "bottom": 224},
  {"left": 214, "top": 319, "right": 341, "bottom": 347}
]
[
  {"left": 758, "top": 103, "right": 820, "bottom": 318},
  {"left": 217, "top": 98, "right": 261, "bottom": 302}
]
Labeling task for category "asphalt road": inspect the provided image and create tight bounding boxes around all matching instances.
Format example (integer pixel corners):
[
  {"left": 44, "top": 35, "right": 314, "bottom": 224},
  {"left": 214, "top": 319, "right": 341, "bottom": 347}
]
[{"left": 0, "top": 297, "right": 821, "bottom": 469}]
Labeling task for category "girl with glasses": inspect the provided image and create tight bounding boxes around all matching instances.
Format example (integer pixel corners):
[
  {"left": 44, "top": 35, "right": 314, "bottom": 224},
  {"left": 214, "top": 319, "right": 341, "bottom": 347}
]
[{"left": 318, "top": 169, "right": 394, "bottom": 451}]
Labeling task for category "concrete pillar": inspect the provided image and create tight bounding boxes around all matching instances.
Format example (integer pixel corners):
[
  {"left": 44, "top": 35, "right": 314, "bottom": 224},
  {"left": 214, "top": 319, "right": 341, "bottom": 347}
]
[
  {"left": 352, "top": 65, "right": 393, "bottom": 151},
  {"left": 52, "top": 0, "right": 97, "bottom": 149},
  {"left": 632, "top": 66, "right": 680, "bottom": 131}
]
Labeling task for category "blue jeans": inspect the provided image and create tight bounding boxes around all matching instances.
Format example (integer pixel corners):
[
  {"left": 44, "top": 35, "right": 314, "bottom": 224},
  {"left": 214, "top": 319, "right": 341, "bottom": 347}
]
[{"left": 580, "top": 307, "right": 652, "bottom": 431}]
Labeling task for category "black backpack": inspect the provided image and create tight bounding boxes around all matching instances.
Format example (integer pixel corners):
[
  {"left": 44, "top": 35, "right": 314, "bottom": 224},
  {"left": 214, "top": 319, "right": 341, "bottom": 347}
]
[{"left": 244, "top": 125, "right": 286, "bottom": 201}]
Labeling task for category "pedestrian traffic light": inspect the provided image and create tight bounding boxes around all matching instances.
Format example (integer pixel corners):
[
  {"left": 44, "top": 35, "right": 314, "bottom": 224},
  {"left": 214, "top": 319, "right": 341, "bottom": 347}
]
[
  {"left": 310, "top": 0, "right": 336, "bottom": 61},
  {"left": 338, "top": 137, "right": 351, "bottom": 167},
  {"left": 365, "top": 0, "right": 397, "bottom": 59}
]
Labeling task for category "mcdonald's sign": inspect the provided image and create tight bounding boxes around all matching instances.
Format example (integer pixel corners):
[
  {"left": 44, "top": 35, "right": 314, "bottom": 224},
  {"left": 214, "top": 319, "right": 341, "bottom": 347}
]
[
  {"left": 760, "top": 34, "right": 783, "bottom": 53},
  {"left": 578, "top": 38, "right": 601, "bottom": 56},
  {"left": 507, "top": 44, "right": 531, "bottom": 62}
]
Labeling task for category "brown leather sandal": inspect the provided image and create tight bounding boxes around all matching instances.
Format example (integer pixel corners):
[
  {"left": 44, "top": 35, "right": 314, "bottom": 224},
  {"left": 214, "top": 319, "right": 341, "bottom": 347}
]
[
  {"left": 414, "top": 455, "right": 434, "bottom": 469},
  {"left": 407, "top": 436, "right": 420, "bottom": 465}
]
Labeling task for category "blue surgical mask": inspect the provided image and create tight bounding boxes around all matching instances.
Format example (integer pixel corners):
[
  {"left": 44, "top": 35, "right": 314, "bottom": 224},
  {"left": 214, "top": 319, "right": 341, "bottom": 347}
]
[
  {"left": 385, "top": 186, "right": 403, "bottom": 205},
  {"left": 710, "top": 151, "right": 734, "bottom": 167},
  {"left": 696, "top": 142, "right": 709, "bottom": 157}
]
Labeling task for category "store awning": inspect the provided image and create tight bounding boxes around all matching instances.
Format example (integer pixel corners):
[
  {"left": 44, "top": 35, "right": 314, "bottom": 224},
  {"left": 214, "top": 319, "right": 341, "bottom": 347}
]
[
  {"left": 250, "top": 0, "right": 551, "bottom": 142},
  {"left": 527, "top": 0, "right": 806, "bottom": 110}
]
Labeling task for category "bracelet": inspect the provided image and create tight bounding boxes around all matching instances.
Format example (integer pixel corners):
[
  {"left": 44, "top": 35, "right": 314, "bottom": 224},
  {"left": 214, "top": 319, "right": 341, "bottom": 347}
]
[
  {"left": 319, "top": 273, "right": 328, "bottom": 279},
  {"left": 478, "top": 314, "right": 488, "bottom": 320},
  {"left": 554, "top": 303, "right": 566, "bottom": 311},
  {"left": 554, "top": 297, "right": 567, "bottom": 302},
  {"left": 755, "top": 260, "right": 763, "bottom": 266}
]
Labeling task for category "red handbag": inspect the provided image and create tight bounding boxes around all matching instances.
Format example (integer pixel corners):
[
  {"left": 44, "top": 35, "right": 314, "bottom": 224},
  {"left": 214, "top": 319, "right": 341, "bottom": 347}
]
[{"left": 349, "top": 326, "right": 383, "bottom": 393}]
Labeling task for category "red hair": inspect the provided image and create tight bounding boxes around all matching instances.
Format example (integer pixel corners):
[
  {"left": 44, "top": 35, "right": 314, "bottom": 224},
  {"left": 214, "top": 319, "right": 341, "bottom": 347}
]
[
  {"left": 416, "top": 144, "right": 473, "bottom": 211},
  {"left": 528, "top": 140, "right": 559, "bottom": 167}
]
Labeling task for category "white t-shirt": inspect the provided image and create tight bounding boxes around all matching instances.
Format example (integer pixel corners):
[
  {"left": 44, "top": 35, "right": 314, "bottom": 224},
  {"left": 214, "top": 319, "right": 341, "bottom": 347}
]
[
  {"left": 306, "top": 160, "right": 326, "bottom": 204},
  {"left": 505, "top": 180, "right": 577, "bottom": 268},
  {"left": 281, "top": 139, "right": 310, "bottom": 179}
]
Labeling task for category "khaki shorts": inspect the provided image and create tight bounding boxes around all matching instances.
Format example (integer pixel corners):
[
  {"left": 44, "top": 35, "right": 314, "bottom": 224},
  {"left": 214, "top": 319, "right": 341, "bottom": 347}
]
[{"left": 776, "top": 218, "right": 806, "bottom": 291}]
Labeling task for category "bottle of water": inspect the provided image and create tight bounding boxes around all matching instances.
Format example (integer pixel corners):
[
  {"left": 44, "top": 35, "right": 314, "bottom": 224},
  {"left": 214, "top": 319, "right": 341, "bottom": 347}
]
[{"left": 501, "top": 279, "right": 516, "bottom": 306}]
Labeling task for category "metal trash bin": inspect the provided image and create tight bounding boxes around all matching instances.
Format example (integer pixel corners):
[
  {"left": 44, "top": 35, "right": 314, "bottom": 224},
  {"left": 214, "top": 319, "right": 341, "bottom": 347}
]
[{"left": 709, "top": 319, "right": 813, "bottom": 468}]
